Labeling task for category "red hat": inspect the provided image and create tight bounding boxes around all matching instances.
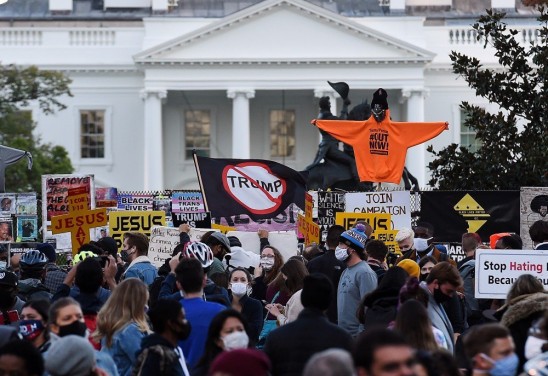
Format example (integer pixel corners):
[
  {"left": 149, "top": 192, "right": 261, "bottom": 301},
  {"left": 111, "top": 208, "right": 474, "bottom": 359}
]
[{"left": 209, "top": 349, "right": 271, "bottom": 376}]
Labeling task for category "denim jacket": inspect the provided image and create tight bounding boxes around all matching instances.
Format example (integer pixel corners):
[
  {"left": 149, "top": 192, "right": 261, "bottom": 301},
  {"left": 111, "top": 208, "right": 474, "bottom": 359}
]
[
  {"left": 101, "top": 322, "right": 147, "bottom": 376},
  {"left": 124, "top": 257, "right": 158, "bottom": 286}
]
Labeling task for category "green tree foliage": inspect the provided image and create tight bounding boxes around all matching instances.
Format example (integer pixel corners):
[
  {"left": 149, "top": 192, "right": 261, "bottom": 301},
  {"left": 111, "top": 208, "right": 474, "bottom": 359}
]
[
  {"left": 428, "top": 7, "right": 548, "bottom": 189},
  {"left": 0, "top": 65, "right": 73, "bottom": 192}
]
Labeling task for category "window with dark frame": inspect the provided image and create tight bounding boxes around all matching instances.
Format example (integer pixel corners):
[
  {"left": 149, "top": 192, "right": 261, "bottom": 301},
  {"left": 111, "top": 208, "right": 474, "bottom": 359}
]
[
  {"left": 270, "top": 109, "right": 296, "bottom": 158},
  {"left": 80, "top": 110, "right": 105, "bottom": 158},
  {"left": 185, "top": 110, "right": 211, "bottom": 159}
]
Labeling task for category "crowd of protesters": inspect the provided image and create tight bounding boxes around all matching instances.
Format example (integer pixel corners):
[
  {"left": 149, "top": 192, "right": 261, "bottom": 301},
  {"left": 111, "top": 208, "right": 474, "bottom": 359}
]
[{"left": 0, "top": 218, "right": 547, "bottom": 376}]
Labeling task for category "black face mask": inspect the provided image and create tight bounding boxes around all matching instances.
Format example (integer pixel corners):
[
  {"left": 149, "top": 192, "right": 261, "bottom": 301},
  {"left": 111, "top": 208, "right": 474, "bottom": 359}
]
[
  {"left": 174, "top": 320, "right": 191, "bottom": 341},
  {"left": 433, "top": 287, "right": 452, "bottom": 304},
  {"left": 0, "top": 290, "right": 15, "bottom": 310},
  {"left": 420, "top": 273, "right": 429, "bottom": 282},
  {"left": 58, "top": 320, "right": 88, "bottom": 337},
  {"left": 120, "top": 250, "right": 131, "bottom": 263}
]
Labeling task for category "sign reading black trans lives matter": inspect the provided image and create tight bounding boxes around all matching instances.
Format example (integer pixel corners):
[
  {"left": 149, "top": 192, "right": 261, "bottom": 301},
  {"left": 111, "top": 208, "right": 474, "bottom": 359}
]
[{"left": 475, "top": 249, "right": 548, "bottom": 299}]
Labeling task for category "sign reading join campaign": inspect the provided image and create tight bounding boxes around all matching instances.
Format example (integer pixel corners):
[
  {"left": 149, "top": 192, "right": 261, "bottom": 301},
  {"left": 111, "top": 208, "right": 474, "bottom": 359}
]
[
  {"left": 475, "top": 249, "right": 548, "bottom": 299},
  {"left": 345, "top": 191, "right": 411, "bottom": 230}
]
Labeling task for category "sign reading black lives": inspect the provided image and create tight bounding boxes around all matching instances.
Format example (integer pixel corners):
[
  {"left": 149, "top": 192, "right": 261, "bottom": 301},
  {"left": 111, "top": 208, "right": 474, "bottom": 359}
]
[
  {"left": 420, "top": 191, "right": 519, "bottom": 242},
  {"left": 172, "top": 212, "right": 212, "bottom": 229}
]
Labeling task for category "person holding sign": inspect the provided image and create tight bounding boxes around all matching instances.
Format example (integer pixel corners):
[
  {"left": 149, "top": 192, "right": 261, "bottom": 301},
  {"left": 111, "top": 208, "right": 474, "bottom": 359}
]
[{"left": 121, "top": 232, "right": 158, "bottom": 287}]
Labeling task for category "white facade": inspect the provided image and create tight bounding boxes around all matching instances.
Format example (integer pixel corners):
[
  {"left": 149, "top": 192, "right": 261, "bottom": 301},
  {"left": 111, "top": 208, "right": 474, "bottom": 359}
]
[{"left": 0, "top": 0, "right": 539, "bottom": 190}]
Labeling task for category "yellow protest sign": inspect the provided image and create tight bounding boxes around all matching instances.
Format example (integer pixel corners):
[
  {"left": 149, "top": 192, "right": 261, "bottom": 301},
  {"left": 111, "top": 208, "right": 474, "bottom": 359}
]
[
  {"left": 335, "top": 212, "right": 391, "bottom": 232},
  {"left": 373, "top": 229, "right": 400, "bottom": 254},
  {"left": 50, "top": 187, "right": 107, "bottom": 255},
  {"left": 298, "top": 214, "right": 320, "bottom": 246},
  {"left": 109, "top": 211, "right": 166, "bottom": 251},
  {"left": 211, "top": 223, "right": 237, "bottom": 234}
]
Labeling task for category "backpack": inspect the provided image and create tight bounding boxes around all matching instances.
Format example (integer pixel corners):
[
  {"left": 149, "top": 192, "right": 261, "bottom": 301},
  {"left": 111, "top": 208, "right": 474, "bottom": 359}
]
[{"left": 132, "top": 344, "right": 179, "bottom": 376}]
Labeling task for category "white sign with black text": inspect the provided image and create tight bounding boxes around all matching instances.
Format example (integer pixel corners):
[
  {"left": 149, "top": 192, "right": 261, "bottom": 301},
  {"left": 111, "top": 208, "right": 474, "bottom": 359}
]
[
  {"left": 475, "top": 249, "right": 548, "bottom": 299},
  {"left": 345, "top": 191, "right": 411, "bottom": 230}
]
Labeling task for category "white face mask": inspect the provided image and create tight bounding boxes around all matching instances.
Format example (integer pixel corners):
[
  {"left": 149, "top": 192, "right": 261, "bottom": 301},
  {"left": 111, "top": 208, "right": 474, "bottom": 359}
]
[
  {"left": 525, "top": 335, "right": 547, "bottom": 360},
  {"left": 260, "top": 257, "right": 274, "bottom": 270},
  {"left": 230, "top": 282, "right": 248, "bottom": 297},
  {"left": 413, "top": 237, "right": 432, "bottom": 252},
  {"left": 222, "top": 330, "right": 249, "bottom": 351},
  {"left": 335, "top": 246, "right": 349, "bottom": 262}
]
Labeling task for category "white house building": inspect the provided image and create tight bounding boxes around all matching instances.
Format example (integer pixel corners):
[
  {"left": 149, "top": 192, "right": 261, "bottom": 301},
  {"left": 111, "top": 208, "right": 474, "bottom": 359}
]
[{"left": 0, "top": 0, "right": 540, "bottom": 190}]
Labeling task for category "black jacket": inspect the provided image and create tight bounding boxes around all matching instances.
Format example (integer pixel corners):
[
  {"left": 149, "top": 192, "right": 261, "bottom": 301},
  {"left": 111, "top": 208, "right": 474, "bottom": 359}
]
[
  {"left": 307, "top": 251, "right": 346, "bottom": 323},
  {"left": 230, "top": 294, "right": 263, "bottom": 344},
  {"left": 264, "top": 308, "right": 353, "bottom": 376}
]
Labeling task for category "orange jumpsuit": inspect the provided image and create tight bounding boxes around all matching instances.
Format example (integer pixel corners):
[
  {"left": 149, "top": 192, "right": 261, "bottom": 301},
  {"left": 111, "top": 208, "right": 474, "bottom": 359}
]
[{"left": 312, "top": 110, "right": 448, "bottom": 184}]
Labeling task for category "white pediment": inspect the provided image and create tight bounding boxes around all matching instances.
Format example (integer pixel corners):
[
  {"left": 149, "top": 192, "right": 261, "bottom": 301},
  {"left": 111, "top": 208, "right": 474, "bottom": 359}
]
[{"left": 135, "top": 0, "right": 434, "bottom": 65}]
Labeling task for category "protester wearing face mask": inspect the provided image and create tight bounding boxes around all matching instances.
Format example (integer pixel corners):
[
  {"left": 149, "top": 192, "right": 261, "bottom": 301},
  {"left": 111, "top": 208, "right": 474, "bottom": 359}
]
[
  {"left": 120, "top": 232, "right": 158, "bottom": 287},
  {"left": 418, "top": 256, "right": 437, "bottom": 282},
  {"left": 228, "top": 268, "right": 263, "bottom": 344},
  {"left": 193, "top": 310, "right": 251, "bottom": 376},
  {"left": 48, "top": 297, "right": 119, "bottom": 375},
  {"left": 0, "top": 270, "right": 24, "bottom": 325},
  {"left": 464, "top": 323, "right": 519, "bottom": 376},
  {"left": 250, "top": 246, "right": 284, "bottom": 303},
  {"left": 397, "top": 223, "right": 456, "bottom": 267},
  {"left": 420, "top": 262, "right": 463, "bottom": 353},
  {"left": 336, "top": 224, "right": 377, "bottom": 337},
  {"left": 19, "top": 300, "right": 52, "bottom": 353},
  {"left": 134, "top": 299, "right": 191, "bottom": 376}
]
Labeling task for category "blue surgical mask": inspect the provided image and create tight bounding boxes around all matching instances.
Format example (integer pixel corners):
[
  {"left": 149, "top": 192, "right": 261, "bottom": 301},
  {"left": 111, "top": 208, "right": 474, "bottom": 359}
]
[{"left": 481, "top": 353, "right": 519, "bottom": 376}]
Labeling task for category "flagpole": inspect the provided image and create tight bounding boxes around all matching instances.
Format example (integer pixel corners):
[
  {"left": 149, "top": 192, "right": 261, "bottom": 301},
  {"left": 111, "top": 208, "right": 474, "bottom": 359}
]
[{"left": 192, "top": 151, "right": 209, "bottom": 212}]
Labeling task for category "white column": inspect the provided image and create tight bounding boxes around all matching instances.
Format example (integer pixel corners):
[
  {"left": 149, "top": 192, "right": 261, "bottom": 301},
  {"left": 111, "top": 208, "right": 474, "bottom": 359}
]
[
  {"left": 227, "top": 89, "right": 255, "bottom": 159},
  {"left": 402, "top": 88, "right": 427, "bottom": 188},
  {"left": 140, "top": 88, "right": 167, "bottom": 191}
]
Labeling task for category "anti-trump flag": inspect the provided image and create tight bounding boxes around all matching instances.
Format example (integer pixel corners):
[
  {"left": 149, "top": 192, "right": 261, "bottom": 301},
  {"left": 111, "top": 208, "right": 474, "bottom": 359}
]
[{"left": 193, "top": 155, "right": 307, "bottom": 220}]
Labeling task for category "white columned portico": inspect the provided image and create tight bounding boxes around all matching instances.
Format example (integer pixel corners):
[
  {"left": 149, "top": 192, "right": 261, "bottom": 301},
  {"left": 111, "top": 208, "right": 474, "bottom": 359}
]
[
  {"left": 402, "top": 88, "right": 427, "bottom": 187},
  {"left": 227, "top": 89, "right": 255, "bottom": 159},
  {"left": 140, "top": 88, "right": 167, "bottom": 190}
]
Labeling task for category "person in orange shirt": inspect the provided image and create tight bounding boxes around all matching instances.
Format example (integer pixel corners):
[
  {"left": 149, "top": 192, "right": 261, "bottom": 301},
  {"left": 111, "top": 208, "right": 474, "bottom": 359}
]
[{"left": 312, "top": 88, "right": 448, "bottom": 185}]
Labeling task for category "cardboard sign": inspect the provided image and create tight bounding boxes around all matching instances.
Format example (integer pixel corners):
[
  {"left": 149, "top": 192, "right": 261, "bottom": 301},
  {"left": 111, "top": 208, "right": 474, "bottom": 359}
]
[
  {"left": 345, "top": 191, "right": 411, "bottom": 230},
  {"left": 172, "top": 212, "right": 212, "bottom": 229},
  {"left": 148, "top": 226, "right": 181, "bottom": 268},
  {"left": 305, "top": 192, "right": 313, "bottom": 220},
  {"left": 298, "top": 214, "right": 320, "bottom": 246},
  {"left": 109, "top": 211, "right": 166, "bottom": 250},
  {"left": 226, "top": 230, "right": 298, "bottom": 262},
  {"left": 372, "top": 229, "right": 399, "bottom": 254},
  {"left": 475, "top": 249, "right": 548, "bottom": 299},
  {"left": 50, "top": 208, "right": 107, "bottom": 254},
  {"left": 117, "top": 193, "right": 154, "bottom": 211}
]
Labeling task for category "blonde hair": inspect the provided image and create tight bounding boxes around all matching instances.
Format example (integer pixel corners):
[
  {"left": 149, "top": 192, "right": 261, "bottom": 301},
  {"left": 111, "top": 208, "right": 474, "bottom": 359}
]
[{"left": 92, "top": 278, "right": 150, "bottom": 347}]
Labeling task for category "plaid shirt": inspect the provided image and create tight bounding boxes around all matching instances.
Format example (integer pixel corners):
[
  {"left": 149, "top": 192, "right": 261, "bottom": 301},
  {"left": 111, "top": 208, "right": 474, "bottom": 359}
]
[{"left": 44, "top": 263, "right": 67, "bottom": 293}]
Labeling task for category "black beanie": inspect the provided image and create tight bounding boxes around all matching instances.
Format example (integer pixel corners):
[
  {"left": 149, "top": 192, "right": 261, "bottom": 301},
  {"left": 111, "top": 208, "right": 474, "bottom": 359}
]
[
  {"left": 371, "top": 88, "right": 388, "bottom": 110},
  {"left": 301, "top": 273, "right": 333, "bottom": 311}
]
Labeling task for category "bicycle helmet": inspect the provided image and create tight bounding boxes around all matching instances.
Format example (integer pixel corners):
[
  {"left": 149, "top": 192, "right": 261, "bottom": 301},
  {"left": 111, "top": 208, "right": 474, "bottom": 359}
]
[
  {"left": 19, "top": 250, "right": 48, "bottom": 270},
  {"left": 73, "top": 250, "right": 98, "bottom": 264},
  {"left": 182, "top": 242, "right": 214, "bottom": 269}
]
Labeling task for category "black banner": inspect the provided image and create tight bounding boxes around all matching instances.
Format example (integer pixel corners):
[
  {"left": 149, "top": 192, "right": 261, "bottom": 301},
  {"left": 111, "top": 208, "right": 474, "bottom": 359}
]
[
  {"left": 420, "top": 191, "right": 519, "bottom": 243},
  {"left": 172, "top": 212, "right": 212, "bottom": 229},
  {"left": 317, "top": 191, "right": 345, "bottom": 241}
]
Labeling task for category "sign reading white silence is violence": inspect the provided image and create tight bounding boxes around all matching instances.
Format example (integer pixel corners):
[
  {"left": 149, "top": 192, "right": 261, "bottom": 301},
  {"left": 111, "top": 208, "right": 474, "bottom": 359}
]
[{"left": 475, "top": 249, "right": 548, "bottom": 299}]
